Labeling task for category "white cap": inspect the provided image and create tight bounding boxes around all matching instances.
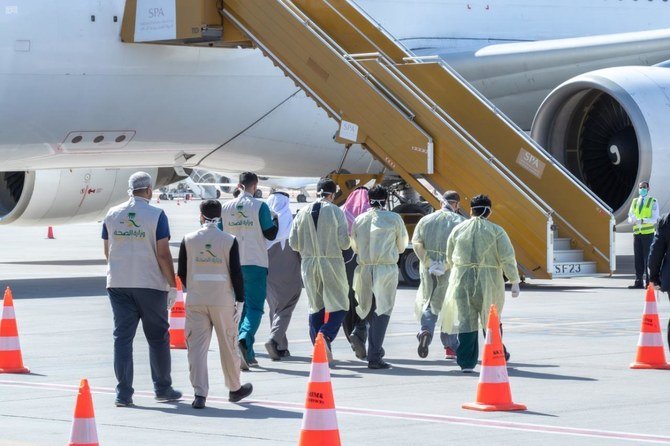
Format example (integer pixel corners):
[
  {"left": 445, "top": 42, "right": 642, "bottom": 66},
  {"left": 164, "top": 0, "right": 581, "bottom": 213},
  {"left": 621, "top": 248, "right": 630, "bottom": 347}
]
[{"left": 128, "top": 171, "right": 152, "bottom": 191}]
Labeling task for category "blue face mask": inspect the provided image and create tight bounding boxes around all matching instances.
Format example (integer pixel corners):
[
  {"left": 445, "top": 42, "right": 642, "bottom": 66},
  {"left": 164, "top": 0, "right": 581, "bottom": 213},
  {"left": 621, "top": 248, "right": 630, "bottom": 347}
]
[{"left": 639, "top": 188, "right": 648, "bottom": 197}]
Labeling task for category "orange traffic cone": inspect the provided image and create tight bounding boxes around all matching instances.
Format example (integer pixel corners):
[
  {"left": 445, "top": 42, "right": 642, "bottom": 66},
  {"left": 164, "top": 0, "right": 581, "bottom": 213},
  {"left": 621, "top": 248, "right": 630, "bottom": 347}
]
[
  {"left": 0, "top": 287, "right": 29, "bottom": 374},
  {"left": 47, "top": 226, "right": 55, "bottom": 239},
  {"left": 68, "top": 379, "right": 99, "bottom": 446},
  {"left": 630, "top": 285, "right": 670, "bottom": 369},
  {"left": 169, "top": 276, "right": 186, "bottom": 349},
  {"left": 463, "top": 305, "right": 526, "bottom": 412},
  {"left": 299, "top": 332, "right": 341, "bottom": 446}
]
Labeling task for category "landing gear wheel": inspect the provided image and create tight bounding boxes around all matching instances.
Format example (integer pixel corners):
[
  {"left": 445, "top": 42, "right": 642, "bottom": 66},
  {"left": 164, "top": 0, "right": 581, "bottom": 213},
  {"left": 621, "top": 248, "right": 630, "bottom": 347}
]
[
  {"left": 254, "top": 189, "right": 263, "bottom": 199},
  {"left": 297, "top": 194, "right": 307, "bottom": 203},
  {"left": 399, "top": 250, "right": 420, "bottom": 287}
]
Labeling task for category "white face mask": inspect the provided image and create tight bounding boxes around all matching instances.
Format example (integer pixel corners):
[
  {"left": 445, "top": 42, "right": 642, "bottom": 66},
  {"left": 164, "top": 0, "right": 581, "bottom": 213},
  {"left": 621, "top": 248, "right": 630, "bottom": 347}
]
[{"left": 471, "top": 206, "right": 491, "bottom": 218}]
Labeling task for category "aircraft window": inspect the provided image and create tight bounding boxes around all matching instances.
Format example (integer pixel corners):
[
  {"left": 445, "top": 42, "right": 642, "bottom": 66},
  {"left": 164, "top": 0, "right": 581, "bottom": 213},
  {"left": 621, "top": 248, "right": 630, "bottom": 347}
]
[
  {"left": 71, "top": 136, "right": 83, "bottom": 144},
  {"left": 115, "top": 135, "right": 126, "bottom": 143},
  {"left": 93, "top": 135, "right": 104, "bottom": 143}
]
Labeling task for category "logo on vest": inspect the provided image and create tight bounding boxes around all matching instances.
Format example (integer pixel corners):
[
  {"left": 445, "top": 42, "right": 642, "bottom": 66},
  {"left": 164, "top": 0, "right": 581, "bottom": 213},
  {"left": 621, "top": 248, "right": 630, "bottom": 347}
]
[
  {"left": 196, "top": 243, "right": 223, "bottom": 264},
  {"left": 229, "top": 204, "right": 254, "bottom": 228},
  {"left": 114, "top": 212, "right": 146, "bottom": 238}
]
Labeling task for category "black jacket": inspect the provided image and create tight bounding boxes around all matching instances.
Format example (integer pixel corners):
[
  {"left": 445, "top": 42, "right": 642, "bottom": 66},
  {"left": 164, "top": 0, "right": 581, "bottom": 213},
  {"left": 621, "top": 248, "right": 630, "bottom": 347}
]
[{"left": 649, "top": 213, "right": 670, "bottom": 292}]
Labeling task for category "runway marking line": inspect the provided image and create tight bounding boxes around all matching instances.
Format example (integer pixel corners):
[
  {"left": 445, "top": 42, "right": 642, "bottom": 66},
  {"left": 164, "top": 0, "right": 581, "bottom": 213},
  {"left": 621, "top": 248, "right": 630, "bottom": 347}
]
[{"left": 2, "top": 380, "right": 670, "bottom": 443}]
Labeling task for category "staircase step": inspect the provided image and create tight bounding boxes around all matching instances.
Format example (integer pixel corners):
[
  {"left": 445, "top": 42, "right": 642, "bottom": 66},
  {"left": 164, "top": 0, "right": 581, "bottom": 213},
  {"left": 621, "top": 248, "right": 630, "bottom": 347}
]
[
  {"left": 553, "top": 261, "right": 597, "bottom": 277},
  {"left": 554, "top": 238, "right": 572, "bottom": 251},
  {"left": 554, "top": 250, "right": 584, "bottom": 263}
]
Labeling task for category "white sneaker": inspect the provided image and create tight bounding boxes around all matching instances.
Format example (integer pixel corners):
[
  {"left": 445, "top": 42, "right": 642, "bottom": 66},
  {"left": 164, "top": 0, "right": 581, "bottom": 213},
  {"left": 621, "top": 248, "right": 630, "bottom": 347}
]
[{"left": 461, "top": 368, "right": 475, "bottom": 373}]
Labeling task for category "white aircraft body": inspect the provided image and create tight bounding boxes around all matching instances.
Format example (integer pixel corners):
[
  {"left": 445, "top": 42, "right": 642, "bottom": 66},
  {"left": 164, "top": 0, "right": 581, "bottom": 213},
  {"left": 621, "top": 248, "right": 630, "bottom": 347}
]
[{"left": 2, "top": 0, "right": 670, "bottom": 226}]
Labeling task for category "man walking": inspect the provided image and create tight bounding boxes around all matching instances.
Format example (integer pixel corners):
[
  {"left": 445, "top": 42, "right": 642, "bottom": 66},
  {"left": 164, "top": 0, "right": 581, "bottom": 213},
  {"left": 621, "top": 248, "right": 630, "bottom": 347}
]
[
  {"left": 628, "top": 181, "right": 660, "bottom": 289},
  {"left": 221, "top": 172, "right": 277, "bottom": 368},
  {"left": 103, "top": 171, "right": 182, "bottom": 407},
  {"left": 289, "top": 178, "right": 350, "bottom": 363},
  {"left": 350, "top": 185, "right": 409, "bottom": 369},
  {"left": 649, "top": 212, "right": 670, "bottom": 351},
  {"left": 178, "top": 200, "right": 253, "bottom": 409},
  {"left": 414, "top": 191, "right": 464, "bottom": 360}
]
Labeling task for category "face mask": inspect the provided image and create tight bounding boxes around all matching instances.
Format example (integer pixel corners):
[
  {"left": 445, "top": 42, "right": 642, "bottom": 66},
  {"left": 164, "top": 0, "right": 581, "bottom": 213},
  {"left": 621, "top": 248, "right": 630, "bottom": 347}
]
[{"left": 639, "top": 188, "right": 648, "bottom": 197}]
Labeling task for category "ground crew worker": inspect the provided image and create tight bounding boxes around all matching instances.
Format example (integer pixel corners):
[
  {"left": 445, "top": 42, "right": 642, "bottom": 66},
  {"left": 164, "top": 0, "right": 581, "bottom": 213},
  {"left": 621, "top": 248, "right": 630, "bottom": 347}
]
[
  {"left": 102, "top": 171, "right": 182, "bottom": 407},
  {"left": 264, "top": 192, "right": 302, "bottom": 361},
  {"left": 628, "top": 181, "right": 660, "bottom": 289},
  {"left": 177, "top": 200, "right": 252, "bottom": 409},
  {"left": 289, "top": 178, "right": 350, "bottom": 363},
  {"left": 441, "top": 194, "right": 520, "bottom": 373},
  {"left": 220, "top": 172, "right": 278, "bottom": 369},
  {"left": 649, "top": 212, "right": 670, "bottom": 351},
  {"left": 414, "top": 191, "right": 464, "bottom": 360},
  {"left": 350, "top": 185, "right": 409, "bottom": 369},
  {"left": 341, "top": 187, "right": 370, "bottom": 359}
]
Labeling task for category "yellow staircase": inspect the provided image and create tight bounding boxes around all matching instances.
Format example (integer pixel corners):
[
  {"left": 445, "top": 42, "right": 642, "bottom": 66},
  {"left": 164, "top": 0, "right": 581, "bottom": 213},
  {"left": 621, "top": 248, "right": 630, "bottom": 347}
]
[{"left": 121, "top": 0, "right": 615, "bottom": 279}]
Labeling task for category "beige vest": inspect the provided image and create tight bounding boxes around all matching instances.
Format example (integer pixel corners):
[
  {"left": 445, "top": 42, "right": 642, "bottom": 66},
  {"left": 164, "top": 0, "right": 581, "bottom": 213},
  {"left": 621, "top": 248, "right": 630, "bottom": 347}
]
[
  {"left": 220, "top": 193, "right": 268, "bottom": 268},
  {"left": 105, "top": 197, "right": 168, "bottom": 291},
  {"left": 184, "top": 224, "right": 236, "bottom": 306}
]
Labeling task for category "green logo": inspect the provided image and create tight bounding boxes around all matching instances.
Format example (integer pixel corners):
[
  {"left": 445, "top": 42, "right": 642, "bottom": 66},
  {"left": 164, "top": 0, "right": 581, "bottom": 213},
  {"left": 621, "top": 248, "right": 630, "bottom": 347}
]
[
  {"left": 204, "top": 244, "right": 216, "bottom": 257},
  {"left": 236, "top": 203, "right": 248, "bottom": 219},
  {"left": 126, "top": 212, "right": 140, "bottom": 228}
]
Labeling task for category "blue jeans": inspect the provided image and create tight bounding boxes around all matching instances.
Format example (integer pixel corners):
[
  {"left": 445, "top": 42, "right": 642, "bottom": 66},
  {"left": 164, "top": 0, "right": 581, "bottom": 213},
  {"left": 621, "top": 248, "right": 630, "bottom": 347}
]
[
  {"left": 309, "top": 309, "right": 347, "bottom": 345},
  {"left": 420, "top": 308, "right": 459, "bottom": 350},
  {"left": 108, "top": 288, "right": 172, "bottom": 400},
  {"left": 238, "top": 265, "right": 268, "bottom": 362}
]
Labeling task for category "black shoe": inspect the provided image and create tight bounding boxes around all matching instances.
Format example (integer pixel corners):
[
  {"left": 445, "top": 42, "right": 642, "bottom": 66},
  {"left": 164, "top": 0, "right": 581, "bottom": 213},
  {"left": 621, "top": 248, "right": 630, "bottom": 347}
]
[
  {"left": 417, "top": 331, "right": 430, "bottom": 358},
  {"left": 380, "top": 347, "right": 385, "bottom": 358},
  {"left": 278, "top": 349, "right": 291, "bottom": 358},
  {"left": 155, "top": 388, "right": 182, "bottom": 402},
  {"left": 248, "top": 358, "right": 259, "bottom": 367},
  {"left": 265, "top": 339, "right": 281, "bottom": 361},
  {"left": 229, "top": 383, "right": 253, "bottom": 403},
  {"left": 238, "top": 340, "right": 250, "bottom": 371},
  {"left": 628, "top": 281, "right": 645, "bottom": 289},
  {"left": 350, "top": 334, "right": 367, "bottom": 360},
  {"left": 114, "top": 397, "right": 134, "bottom": 407},
  {"left": 504, "top": 350, "right": 511, "bottom": 362},
  {"left": 368, "top": 360, "right": 391, "bottom": 370},
  {"left": 191, "top": 395, "right": 206, "bottom": 409}
]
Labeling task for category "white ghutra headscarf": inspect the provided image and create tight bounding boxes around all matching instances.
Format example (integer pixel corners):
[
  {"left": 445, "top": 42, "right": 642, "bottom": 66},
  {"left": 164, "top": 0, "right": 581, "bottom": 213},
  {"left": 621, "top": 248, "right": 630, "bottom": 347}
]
[{"left": 266, "top": 192, "right": 293, "bottom": 250}]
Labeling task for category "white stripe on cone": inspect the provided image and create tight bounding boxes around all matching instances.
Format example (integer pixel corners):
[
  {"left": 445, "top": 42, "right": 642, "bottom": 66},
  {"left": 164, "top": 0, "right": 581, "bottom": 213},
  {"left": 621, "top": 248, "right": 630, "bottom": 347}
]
[
  {"left": 301, "top": 408, "right": 338, "bottom": 430},
  {"left": 0, "top": 336, "right": 20, "bottom": 351},
  {"left": 638, "top": 332, "right": 664, "bottom": 347},
  {"left": 69, "top": 417, "right": 99, "bottom": 444},
  {"left": 479, "top": 365, "right": 510, "bottom": 384},
  {"left": 1, "top": 306, "right": 15, "bottom": 319},
  {"left": 644, "top": 302, "right": 659, "bottom": 315},
  {"left": 309, "top": 362, "right": 331, "bottom": 383},
  {"left": 169, "top": 317, "right": 185, "bottom": 330},
  {"left": 484, "top": 331, "right": 493, "bottom": 345}
]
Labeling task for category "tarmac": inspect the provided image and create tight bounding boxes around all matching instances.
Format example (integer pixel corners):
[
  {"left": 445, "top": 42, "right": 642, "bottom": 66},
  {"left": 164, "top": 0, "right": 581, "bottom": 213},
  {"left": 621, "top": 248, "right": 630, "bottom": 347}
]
[{"left": 1, "top": 199, "right": 669, "bottom": 445}]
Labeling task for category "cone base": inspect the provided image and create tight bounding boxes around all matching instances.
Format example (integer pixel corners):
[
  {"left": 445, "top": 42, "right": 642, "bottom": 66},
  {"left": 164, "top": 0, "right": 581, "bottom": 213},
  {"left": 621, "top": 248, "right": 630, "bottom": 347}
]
[
  {"left": 0, "top": 366, "right": 30, "bottom": 374},
  {"left": 462, "top": 401, "right": 527, "bottom": 412},
  {"left": 630, "top": 362, "right": 670, "bottom": 370},
  {"left": 299, "top": 428, "right": 341, "bottom": 446},
  {"left": 170, "top": 344, "right": 187, "bottom": 349}
]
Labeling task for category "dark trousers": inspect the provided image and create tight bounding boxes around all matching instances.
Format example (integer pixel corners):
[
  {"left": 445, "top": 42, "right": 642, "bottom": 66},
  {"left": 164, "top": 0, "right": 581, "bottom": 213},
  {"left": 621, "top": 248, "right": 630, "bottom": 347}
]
[
  {"left": 309, "top": 309, "right": 347, "bottom": 345},
  {"left": 108, "top": 288, "right": 172, "bottom": 400},
  {"left": 342, "top": 249, "right": 367, "bottom": 342},
  {"left": 456, "top": 324, "right": 508, "bottom": 369},
  {"left": 634, "top": 233, "right": 654, "bottom": 283},
  {"left": 363, "top": 312, "right": 390, "bottom": 364}
]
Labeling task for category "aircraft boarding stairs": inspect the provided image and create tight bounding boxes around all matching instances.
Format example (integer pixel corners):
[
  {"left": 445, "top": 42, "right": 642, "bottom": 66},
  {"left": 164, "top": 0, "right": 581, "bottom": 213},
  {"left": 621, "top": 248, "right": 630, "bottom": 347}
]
[{"left": 121, "top": 0, "right": 615, "bottom": 279}]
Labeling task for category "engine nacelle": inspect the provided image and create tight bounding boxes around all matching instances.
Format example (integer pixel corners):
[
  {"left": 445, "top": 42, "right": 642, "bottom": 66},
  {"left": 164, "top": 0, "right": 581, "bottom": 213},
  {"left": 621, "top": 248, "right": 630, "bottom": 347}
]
[
  {"left": 0, "top": 167, "right": 182, "bottom": 226},
  {"left": 531, "top": 66, "right": 670, "bottom": 226}
]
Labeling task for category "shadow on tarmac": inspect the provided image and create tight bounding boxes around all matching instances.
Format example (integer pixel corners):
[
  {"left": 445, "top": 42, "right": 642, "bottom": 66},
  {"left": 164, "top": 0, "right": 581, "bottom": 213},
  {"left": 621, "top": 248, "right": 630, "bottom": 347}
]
[
  {"left": 129, "top": 401, "right": 302, "bottom": 419},
  {"left": 507, "top": 367, "right": 597, "bottom": 382},
  {"left": 2, "top": 277, "right": 107, "bottom": 299}
]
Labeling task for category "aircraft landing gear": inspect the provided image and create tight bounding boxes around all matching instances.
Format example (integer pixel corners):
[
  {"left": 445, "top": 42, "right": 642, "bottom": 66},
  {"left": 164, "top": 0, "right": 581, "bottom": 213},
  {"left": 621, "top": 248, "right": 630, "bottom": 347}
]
[{"left": 297, "top": 194, "right": 307, "bottom": 203}]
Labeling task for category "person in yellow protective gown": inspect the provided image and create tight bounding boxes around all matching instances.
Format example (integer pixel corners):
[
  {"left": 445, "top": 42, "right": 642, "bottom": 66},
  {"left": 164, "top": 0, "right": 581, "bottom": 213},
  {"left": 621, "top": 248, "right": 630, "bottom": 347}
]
[
  {"left": 289, "top": 178, "right": 350, "bottom": 363},
  {"left": 351, "top": 185, "right": 409, "bottom": 369},
  {"left": 441, "top": 194, "right": 520, "bottom": 372},
  {"left": 413, "top": 191, "right": 465, "bottom": 360}
]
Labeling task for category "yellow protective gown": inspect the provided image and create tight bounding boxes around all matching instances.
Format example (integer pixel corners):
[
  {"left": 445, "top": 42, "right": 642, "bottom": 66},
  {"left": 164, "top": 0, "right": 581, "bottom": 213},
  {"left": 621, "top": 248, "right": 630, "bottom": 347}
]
[
  {"left": 289, "top": 200, "right": 350, "bottom": 314},
  {"left": 351, "top": 209, "right": 409, "bottom": 318},
  {"left": 441, "top": 217, "right": 520, "bottom": 334},
  {"left": 413, "top": 209, "right": 466, "bottom": 321}
]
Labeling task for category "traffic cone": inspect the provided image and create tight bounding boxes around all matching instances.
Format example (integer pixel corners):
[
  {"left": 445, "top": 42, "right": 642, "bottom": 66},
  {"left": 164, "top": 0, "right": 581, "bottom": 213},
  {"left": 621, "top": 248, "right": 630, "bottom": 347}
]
[
  {"left": 298, "top": 332, "right": 341, "bottom": 446},
  {"left": 463, "top": 305, "right": 526, "bottom": 411},
  {"left": 68, "top": 379, "right": 99, "bottom": 446},
  {"left": 47, "top": 226, "right": 55, "bottom": 239},
  {"left": 630, "top": 285, "right": 670, "bottom": 369},
  {"left": 169, "top": 276, "right": 186, "bottom": 349},
  {"left": 0, "top": 287, "right": 30, "bottom": 374}
]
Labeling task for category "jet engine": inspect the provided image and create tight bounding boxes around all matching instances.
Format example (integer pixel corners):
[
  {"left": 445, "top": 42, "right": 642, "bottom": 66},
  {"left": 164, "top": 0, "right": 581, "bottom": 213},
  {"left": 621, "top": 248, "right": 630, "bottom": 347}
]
[
  {"left": 0, "top": 167, "right": 184, "bottom": 226},
  {"left": 531, "top": 66, "right": 670, "bottom": 225}
]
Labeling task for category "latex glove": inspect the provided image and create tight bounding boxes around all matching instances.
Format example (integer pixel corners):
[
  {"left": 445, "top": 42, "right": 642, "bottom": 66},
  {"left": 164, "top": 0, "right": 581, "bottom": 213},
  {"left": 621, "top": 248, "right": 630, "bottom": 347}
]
[
  {"left": 511, "top": 283, "right": 520, "bottom": 298},
  {"left": 167, "top": 287, "right": 178, "bottom": 309},
  {"left": 428, "top": 262, "right": 446, "bottom": 277},
  {"left": 233, "top": 302, "right": 244, "bottom": 325}
]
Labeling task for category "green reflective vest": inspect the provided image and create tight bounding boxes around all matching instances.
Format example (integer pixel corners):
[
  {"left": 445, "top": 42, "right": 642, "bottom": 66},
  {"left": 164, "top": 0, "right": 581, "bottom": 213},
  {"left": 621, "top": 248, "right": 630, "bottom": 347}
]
[{"left": 630, "top": 197, "right": 656, "bottom": 235}]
